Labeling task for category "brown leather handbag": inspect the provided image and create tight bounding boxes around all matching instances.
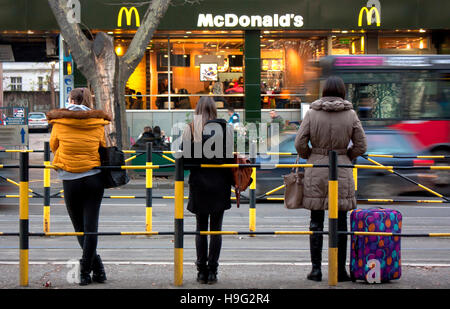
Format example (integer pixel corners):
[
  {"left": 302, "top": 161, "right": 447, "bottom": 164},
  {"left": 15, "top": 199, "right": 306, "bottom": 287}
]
[
  {"left": 232, "top": 154, "right": 253, "bottom": 208},
  {"left": 283, "top": 157, "right": 304, "bottom": 209}
]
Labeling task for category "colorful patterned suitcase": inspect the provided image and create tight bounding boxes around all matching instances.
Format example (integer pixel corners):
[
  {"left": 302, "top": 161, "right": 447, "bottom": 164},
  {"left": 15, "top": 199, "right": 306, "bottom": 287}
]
[{"left": 350, "top": 208, "right": 402, "bottom": 283}]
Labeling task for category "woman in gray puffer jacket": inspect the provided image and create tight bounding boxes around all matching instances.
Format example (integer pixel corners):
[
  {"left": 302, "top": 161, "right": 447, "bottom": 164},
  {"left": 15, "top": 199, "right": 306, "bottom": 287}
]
[{"left": 295, "top": 76, "right": 367, "bottom": 282}]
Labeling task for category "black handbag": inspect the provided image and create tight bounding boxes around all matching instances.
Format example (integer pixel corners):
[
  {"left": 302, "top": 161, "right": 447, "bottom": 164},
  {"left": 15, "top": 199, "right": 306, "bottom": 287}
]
[{"left": 99, "top": 146, "right": 130, "bottom": 189}]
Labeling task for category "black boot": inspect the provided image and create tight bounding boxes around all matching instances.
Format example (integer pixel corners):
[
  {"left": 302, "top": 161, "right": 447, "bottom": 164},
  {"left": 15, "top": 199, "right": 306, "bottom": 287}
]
[
  {"left": 338, "top": 212, "right": 351, "bottom": 282},
  {"left": 92, "top": 254, "right": 107, "bottom": 283},
  {"left": 207, "top": 266, "right": 218, "bottom": 285},
  {"left": 307, "top": 219, "right": 323, "bottom": 282},
  {"left": 79, "top": 259, "right": 92, "bottom": 286},
  {"left": 196, "top": 264, "right": 208, "bottom": 284}
]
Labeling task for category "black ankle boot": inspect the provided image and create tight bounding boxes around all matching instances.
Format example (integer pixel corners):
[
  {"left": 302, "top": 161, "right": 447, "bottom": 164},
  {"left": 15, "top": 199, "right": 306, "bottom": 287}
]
[
  {"left": 207, "top": 266, "right": 218, "bottom": 284},
  {"left": 196, "top": 264, "right": 208, "bottom": 284},
  {"left": 307, "top": 264, "right": 322, "bottom": 282},
  {"left": 79, "top": 259, "right": 92, "bottom": 286},
  {"left": 92, "top": 255, "right": 107, "bottom": 283}
]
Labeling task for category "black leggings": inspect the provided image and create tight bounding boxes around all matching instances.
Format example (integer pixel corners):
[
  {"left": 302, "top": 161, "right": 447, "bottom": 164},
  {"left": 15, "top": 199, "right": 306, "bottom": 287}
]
[
  {"left": 63, "top": 173, "right": 104, "bottom": 265},
  {"left": 310, "top": 210, "right": 348, "bottom": 232},
  {"left": 195, "top": 212, "right": 224, "bottom": 271}
]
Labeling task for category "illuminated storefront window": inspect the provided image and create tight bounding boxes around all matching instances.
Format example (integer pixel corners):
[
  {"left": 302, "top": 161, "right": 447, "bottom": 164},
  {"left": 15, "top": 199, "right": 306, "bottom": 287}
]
[
  {"left": 260, "top": 34, "right": 325, "bottom": 108},
  {"left": 120, "top": 31, "right": 245, "bottom": 110},
  {"left": 379, "top": 37, "right": 429, "bottom": 50},
  {"left": 331, "top": 35, "right": 365, "bottom": 55}
]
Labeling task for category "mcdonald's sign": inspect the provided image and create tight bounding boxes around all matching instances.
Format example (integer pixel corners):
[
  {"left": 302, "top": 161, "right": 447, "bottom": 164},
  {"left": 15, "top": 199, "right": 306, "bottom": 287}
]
[
  {"left": 117, "top": 7, "right": 141, "bottom": 27},
  {"left": 358, "top": 6, "right": 380, "bottom": 27}
]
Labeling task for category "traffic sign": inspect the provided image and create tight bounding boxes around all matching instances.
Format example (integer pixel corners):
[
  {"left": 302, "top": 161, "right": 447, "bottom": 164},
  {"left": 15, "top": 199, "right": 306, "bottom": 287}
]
[{"left": 63, "top": 75, "right": 74, "bottom": 107}]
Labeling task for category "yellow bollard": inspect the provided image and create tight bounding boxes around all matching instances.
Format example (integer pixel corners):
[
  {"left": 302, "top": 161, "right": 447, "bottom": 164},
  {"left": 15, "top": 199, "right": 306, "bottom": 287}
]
[
  {"left": 145, "top": 143, "right": 153, "bottom": 232},
  {"left": 174, "top": 157, "right": 184, "bottom": 286},
  {"left": 249, "top": 142, "right": 257, "bottom": 233},
  {"left": 249, "top": 166, "right": 256, "bottom": 233},
  {"left": 19, "top": 152, "right": 29, "bottom": 287},
  {"left": 328, "top": 151, "right": 338, "bottom": 286},
  {"left": 43, "top": 142, "right": 51, "bottom": 232}
]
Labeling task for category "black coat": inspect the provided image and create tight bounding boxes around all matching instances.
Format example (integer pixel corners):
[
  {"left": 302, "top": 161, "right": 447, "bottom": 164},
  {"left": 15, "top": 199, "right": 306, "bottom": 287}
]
[{"left": 183, "top": 119, "right": 234, "bottom": 215}]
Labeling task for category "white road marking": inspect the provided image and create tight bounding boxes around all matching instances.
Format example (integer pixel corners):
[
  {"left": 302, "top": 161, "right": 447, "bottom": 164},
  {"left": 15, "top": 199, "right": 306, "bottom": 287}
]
[{"left": 0, "top": 261, "right": 449, "bottom": 267}]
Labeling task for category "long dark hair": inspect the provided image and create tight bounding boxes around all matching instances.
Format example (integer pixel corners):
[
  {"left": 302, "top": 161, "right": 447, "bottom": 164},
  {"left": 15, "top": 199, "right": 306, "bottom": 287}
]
[
  {"left": 322, "top": 76, "right": 346, "bottom": 99},
  {"left": 192, "top": 96, "right": 217, "bottom": 142}
]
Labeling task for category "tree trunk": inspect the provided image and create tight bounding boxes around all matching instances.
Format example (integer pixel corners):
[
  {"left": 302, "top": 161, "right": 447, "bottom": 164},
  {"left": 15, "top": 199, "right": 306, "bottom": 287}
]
[
  {"left": 48, "top": 0, "right": 172, "bottom": 149},
  {"left": 91, "top": 32, "right": 127, "bottom": 148}
]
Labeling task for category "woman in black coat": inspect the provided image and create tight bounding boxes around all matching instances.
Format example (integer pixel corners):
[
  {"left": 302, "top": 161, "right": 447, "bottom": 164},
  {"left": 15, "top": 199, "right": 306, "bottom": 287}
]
[{"left": 181, "top": 96, "right": 234, "bottom": 284}]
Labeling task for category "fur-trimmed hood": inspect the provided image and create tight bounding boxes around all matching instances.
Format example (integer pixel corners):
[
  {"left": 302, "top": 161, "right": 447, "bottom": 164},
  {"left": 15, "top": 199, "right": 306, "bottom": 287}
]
[
  {"left": 46, "top": 108, "right": 112, "bottom": 121},
  {"left": 310, "top": 96, "right": 353, "bottom": 112}
]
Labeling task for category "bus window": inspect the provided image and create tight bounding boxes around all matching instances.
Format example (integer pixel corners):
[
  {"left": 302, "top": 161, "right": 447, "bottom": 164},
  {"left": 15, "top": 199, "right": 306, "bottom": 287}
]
[
  {"left": 438, "top": 73, "right": 450, "bottom": 118},
  {"left": 341, "top": 73, "right": 401, "bottom": 119},
  {"left": 402, "top": 71, "right": 446, "bottom": 119}
]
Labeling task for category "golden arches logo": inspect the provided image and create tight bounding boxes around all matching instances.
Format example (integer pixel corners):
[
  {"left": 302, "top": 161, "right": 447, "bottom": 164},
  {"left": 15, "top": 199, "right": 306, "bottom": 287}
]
[
  {"left": 358, "top": 6, "right": 380, "bottom": 27},
  {"left": 117, "top": 7, "right": 140, "bottom": 27}
]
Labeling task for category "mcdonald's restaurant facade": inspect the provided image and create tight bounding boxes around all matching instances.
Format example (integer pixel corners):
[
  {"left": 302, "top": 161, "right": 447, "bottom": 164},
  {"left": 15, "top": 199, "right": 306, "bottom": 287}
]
[{"left": 0, "top": 0, "right": 449, "bottom": 138}]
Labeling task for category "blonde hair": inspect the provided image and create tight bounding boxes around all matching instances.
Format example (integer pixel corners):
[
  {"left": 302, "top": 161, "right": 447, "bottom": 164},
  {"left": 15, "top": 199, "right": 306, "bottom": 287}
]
[{"left": 69, "top": 88, "right": 93, "bottom": 109}]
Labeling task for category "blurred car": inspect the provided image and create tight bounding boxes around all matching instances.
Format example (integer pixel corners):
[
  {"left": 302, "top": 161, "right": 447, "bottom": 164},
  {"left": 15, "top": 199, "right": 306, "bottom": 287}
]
[
  {"left": 28, "top": 112, "right": 49, "bottom": 132},
  {"left": 250, "top": 128, "right": 442, "bottom": 199}
]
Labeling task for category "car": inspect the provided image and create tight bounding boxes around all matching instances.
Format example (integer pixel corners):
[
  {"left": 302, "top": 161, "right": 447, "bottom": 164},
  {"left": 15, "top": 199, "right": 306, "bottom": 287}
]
[
  {"left": 28, "top": 112, "right": 49, "bottom": 132},
  {"left": 250, "top": 128, "right": 443, "bottom": 199}
]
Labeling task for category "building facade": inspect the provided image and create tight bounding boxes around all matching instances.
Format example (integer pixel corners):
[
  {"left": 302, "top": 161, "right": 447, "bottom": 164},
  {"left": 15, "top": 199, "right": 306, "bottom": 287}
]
[{"left": 0, "top": 0, "right": 449, "bottom": 139}]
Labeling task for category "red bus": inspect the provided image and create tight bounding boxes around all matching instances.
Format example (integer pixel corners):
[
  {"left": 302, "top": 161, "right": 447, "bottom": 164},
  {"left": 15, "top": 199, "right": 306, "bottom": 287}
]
[{"left": 319, "top": 55, "right": 450, "bottom": 154}]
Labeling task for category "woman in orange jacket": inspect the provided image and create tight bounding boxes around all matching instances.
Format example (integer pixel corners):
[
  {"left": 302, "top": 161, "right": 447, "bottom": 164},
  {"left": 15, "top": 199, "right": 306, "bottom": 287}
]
[{"left": 47, "top": 88, "right": 111, "bottom": 286}]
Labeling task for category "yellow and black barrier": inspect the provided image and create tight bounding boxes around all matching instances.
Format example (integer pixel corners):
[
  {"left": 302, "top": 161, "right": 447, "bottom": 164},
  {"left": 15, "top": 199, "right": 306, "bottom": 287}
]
[
  {"left": 3, "top": 148, "right": 450, "bottom": 159},
  {"left": 146, "top": 143, "right": 153, "bottom": 232},
  {"left": 174, "top": 157, "right": 184, "bottom": 286},
  {"left": 43, "top": 142, "right": 51, "bottom": 233},
  {"left": 4, "top": 230, "right": 450, "bottom": 237},
  {"left": 328, "top": 151, "right": 339, "bottom": 286},
  {"left": 2, "top": 147, "right": 450, "bottom": 288},
  {"left": 0, "top": 175, "right": 42, "bottom": 198},
  {"left": 249, "top": 142, "right": 257, "bottom": 233},
  {"left": 361, "top": 155, "right": 450, "bottom": 202},
  {"left": 19, "top": 152, "right": 29, "bottom": 287},
  {"left": 262, "top": 197, "right": 450, "bottom": 204}
]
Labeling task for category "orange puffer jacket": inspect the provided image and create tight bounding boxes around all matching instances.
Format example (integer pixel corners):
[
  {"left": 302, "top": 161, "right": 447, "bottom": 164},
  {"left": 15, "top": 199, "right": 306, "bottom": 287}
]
[{"left": 47, "top": 108, "right": 111, "bottom": 173}]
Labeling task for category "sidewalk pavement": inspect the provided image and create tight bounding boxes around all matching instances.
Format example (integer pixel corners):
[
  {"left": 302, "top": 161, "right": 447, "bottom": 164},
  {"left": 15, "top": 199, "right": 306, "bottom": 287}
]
[{"left": 1, "top": 262, "right": 449, "bottom": 289}]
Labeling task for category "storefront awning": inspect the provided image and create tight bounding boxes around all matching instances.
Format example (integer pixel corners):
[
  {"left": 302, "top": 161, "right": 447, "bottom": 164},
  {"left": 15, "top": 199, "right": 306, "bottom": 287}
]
[{"left": 0, "top": 0, "right": 449, "bottom": 31}]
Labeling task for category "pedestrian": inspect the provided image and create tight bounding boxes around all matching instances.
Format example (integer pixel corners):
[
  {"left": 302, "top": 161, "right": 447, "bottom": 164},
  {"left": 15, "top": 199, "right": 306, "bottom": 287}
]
[
  {"left": 269, "top": 109, "right": 285, "bottom": 131},
  {"left": 294, "top": 76, "right": 367, "bottom": 282},
  {"left": 46, "top": 87, "right": 111, "bottom": 286},
  {"left": 152, "top": 125, "right": 169, "bottom": 150},
  {"left": 227, "top": 106, "right": 240, "bottom": 127},
  {"left": 133, "top": 126, "right": 155, "bottom": 149},
  {"left": 181, "top": 96, "right": 234, "bottom": 284}
]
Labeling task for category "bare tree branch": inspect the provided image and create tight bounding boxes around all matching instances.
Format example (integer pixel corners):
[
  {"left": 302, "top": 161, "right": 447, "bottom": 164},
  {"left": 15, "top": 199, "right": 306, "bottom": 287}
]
[{"left": 122, "top": 0, "right": 171, "bottom": 79}]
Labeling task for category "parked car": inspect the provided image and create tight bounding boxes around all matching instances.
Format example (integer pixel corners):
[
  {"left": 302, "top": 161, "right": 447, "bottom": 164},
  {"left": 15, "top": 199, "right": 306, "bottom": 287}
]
[
  {"left": 248, "top": 128, "right": 442, "bottom": 199},
  {"left": 28, "top": 112, "right": 49, "bottom": 132}
]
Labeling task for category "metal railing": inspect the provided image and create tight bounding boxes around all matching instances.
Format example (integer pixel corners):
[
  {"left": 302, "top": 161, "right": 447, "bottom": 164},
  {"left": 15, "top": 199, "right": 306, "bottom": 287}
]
[{"left": 0, "top": 145, "right": 449, "bottom": 287}]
